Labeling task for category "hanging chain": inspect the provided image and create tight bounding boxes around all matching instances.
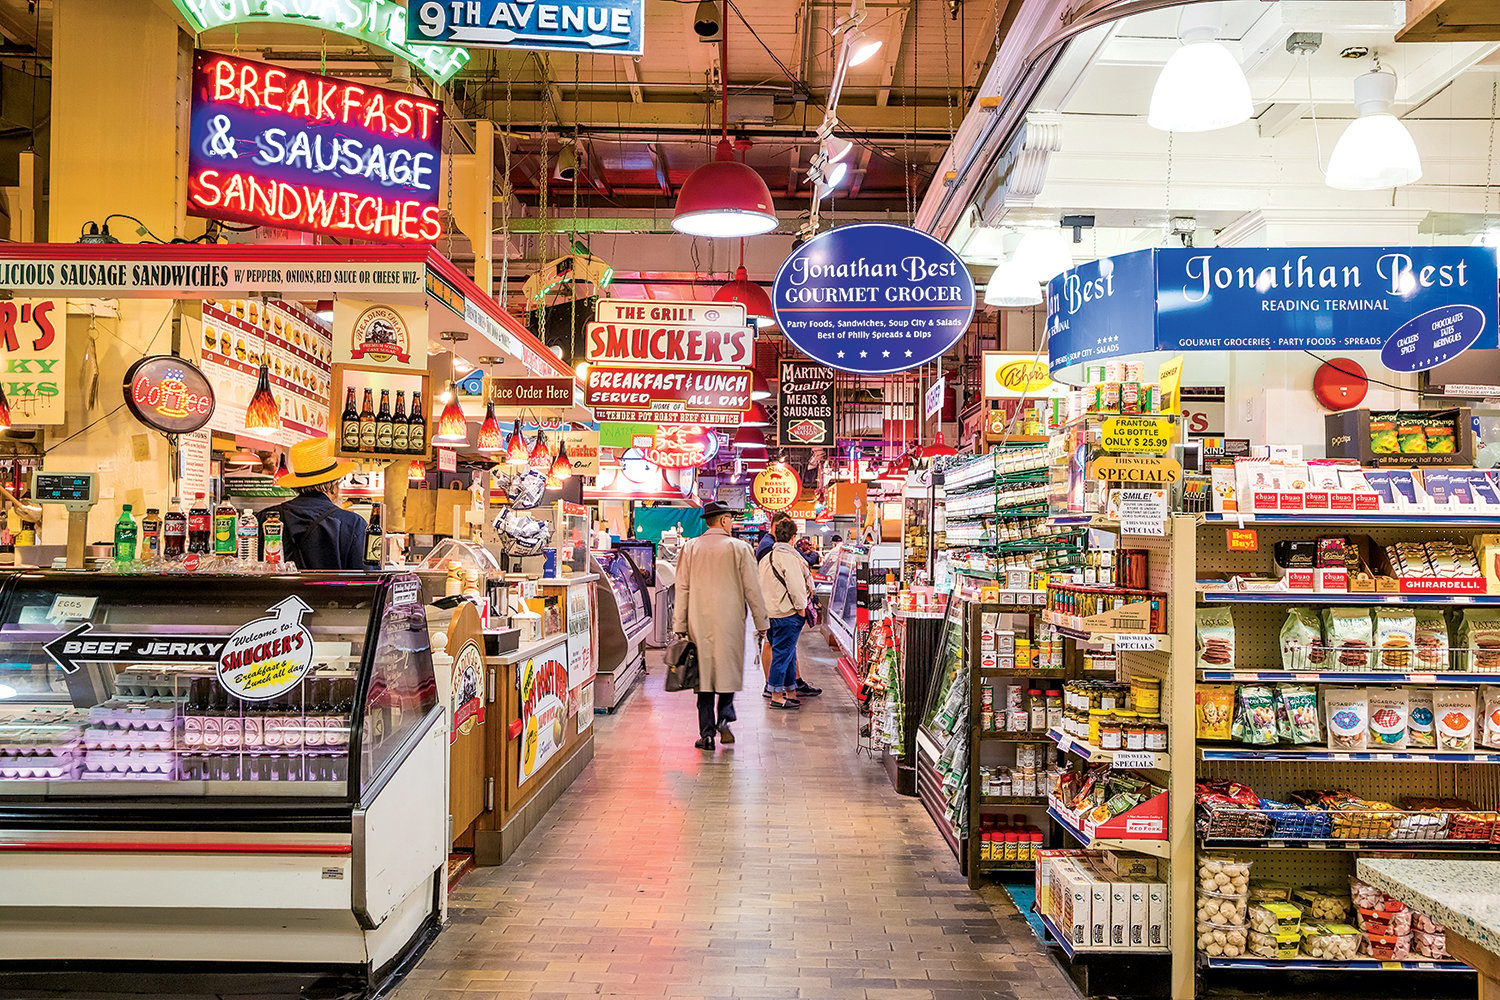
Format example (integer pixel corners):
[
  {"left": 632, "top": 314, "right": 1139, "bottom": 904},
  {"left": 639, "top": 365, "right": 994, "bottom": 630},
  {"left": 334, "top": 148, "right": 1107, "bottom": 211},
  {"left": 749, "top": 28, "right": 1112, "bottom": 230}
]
[
  {"left": 1486, "top": 81, "right": 1498, "bottom": 228},
  {"left": 1163, "top": 130, "right": 1174, "bottom": 243},
  {"left": 445, "top": 118, "right": 457, "bottom": 259},
  {"left": 536, "top": 57, "right": 551, "bottom": 338},
  {"left": 500, "top": 67, "right": 514, "bottom": 303},
  {"left": 319, "top": 31, "right": 327, "bottom": 77}
]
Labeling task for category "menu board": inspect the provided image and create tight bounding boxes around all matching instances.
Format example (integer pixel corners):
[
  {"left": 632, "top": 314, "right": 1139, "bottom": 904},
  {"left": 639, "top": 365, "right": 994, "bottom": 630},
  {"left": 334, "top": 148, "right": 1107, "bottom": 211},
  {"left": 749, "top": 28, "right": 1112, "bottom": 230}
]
[{"left": 201, "top": 299, "right": 333, "bottom": 446}]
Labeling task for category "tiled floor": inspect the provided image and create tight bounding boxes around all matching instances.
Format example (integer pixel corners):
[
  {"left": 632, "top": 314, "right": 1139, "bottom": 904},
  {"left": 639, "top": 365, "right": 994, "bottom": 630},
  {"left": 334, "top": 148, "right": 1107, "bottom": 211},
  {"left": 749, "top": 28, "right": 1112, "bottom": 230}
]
[{"left": 391, "top": 630, "right": 1081, "bottom": 1000}]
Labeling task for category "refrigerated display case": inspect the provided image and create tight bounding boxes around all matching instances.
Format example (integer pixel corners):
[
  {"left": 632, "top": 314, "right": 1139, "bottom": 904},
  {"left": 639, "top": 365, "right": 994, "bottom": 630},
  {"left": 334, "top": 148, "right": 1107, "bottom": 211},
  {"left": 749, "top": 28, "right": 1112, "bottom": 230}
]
[
  {"left": 592, "top": 550, "right": 652, "bottom": 710},
  {"left": 0, "top": 572, "right": 446, "bottom": 982}
]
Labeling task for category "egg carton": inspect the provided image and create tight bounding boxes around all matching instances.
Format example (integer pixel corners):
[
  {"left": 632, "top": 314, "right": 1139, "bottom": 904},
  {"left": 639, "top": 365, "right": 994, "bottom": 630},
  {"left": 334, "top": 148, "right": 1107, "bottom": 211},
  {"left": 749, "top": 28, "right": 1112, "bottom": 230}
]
[
  {"left": 83, "top": 750, "right": 177, "bottom": 774},
  {"left": 0, "top": 759, "right": 82, "bottom": 779},
  {"left": 87, "top": 700, "right": 178, "bottom": 726},
  {"left": 0, "top": 737, "right": 82, "bottom": 756},
  {"left": 83, "top": 728, "right": 175, "bottom": 750}
]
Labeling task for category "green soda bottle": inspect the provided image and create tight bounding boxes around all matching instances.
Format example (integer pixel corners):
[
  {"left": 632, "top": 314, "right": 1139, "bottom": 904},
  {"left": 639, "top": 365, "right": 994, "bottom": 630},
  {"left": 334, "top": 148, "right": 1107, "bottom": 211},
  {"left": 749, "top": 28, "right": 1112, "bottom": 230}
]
[{"left": 114, "top": 504, "right": 138, "bottom": 564}]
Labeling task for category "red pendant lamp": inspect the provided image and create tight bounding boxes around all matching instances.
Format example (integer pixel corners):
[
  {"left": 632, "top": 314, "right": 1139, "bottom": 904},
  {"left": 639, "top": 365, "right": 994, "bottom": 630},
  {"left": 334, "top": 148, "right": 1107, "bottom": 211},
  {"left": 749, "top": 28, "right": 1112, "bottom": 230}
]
[
  {"left": 244, "top": 362, "right": 282, "bottom": 432},
  {"left": 714, "top": 233, "right": 777, "bottom": 328},
  {"left": 528, "top": 428, "right": 552, "bottom": 472},
  {"left": 475, "top": 402, "right": 503, "bottom": 455},
  {"left": 742, "top": 401, "right": 770, "bottom": 427},
  {"left": 549, "top": 441, "right": 573, "bottom": 481},
  {"left": 672, "top": 15, "right": 776, "bottom": 238},
  {"left": 273, "top": 453, "right": 291, "bottom": 486},
  {"left": 432, "top": 383, "right": 468, "bottom": 445},
  {"left": 916, "top": 434, "right": 957, "bottom": 459},
  {"left": 408, "top": 460, "right": 427, "bottom": 481},
  {"left": 732, "top": 425, "right": 767, "bottom": 450},
  {"left": 505, "top": 418, "right": 529, "bottom": 465},
  {"left": 751, "top": 372, "right": 772, "bottom": 400}
]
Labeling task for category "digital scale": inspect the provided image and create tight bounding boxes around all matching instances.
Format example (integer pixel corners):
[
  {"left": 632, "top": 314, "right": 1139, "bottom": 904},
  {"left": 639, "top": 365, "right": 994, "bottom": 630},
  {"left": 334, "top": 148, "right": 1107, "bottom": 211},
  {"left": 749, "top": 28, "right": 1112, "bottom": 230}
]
[{"left": 32, "top": 472, "right": 97, "bottom": 569}]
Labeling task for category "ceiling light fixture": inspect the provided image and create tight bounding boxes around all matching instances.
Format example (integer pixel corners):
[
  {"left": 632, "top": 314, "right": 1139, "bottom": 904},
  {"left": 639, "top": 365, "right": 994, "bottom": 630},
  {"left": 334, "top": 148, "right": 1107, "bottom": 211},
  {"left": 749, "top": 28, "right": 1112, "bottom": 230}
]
[
  {"left": 505, "top": 419, "right": 529, "bottom": 465},
  {"left": 732, "top": 425, "right": 767, "bottom": 450},
  {"left": 432, "top": 383, "right": 469, "bottom": 445},
  {"left": 408, "top": 460, "right": 427, "bottom": 481},
  {"left": 693, "top": 0, "right": 721, "bottom": 39},
  {"left": 672, "top": 14, "right": 777, "bottom": 238},
  {"left": 550, "top": 442, "right": 573, "bottom": 482},
  {"left": 826, "top": 136, "right": 854, "bottom": 164},
  {"left": 1325, "top": 69, "right": 1422, "bottom": 191},
  {"left": 1013, "top": 228, "right": 1074, "bottom": 282},
  {"left": 556, "top": 143, "right": 579, "bottom": 182},
  {"left": 1147, "top": 1, "right": 1252, "bottom": 133},
  {"left": 984, "top": 259, "right": 1044, "bottom": 308},
  {"left": 528, "top": 428, "right": 552, "bottom": 472},
  {"left": 751, "top": 372, "right": 772, "bottom": 401},
  {"left": 714, "top": 264, "right": 776, "bottom": 327},
  {"left": 475, "top": 402, "right": 503, "bottom": 455},
  {"left": 742, "top": 402, "right": 771, "bottom": 427},
  {"left": 244, "top": 362, "right": 282, "bottom": 432}
]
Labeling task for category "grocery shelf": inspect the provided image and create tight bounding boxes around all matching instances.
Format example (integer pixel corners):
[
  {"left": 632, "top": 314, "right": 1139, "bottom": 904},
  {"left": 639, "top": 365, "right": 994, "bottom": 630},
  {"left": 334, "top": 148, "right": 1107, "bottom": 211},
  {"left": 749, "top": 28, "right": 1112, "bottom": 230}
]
[
  {"left": 1047, "top": 729, "right": 1171, "bottom": 770},
  {"left": 1202, "top": 512, "right": 1500, "bottom": 528},
  {"left": 1041, "top": 613, "right": 1171, "bottom": 651},
  {"left": 1198, "top": 746, "right": 1500, "bottom": 763},
  {"left": 979, "top": 731, "right": 1054, "bottom": 743},
  {"left": 1203, "top": 956, "right": 1469, "bottom": 972},
  {"left": 979, "top": 794, "right": 1049, "bottom": 806},
  {"left": 1038, "top": 913, "right": 1170, "bottom": 958},
  {"left": 1047, "top": 805, "right": 1172, "bottom": 859},
  {"left": 975, "top": 859, "right": 1038, "bottom": 870},
  {"left": 1200, "top": 836, "right": 1500, "bottom": 852},
  {"left": 1200, "top": 591, "right": 1500, "bottom": 605},
  {"left": 1199, "top": 668, "right": 1500, "bottom": 685}
]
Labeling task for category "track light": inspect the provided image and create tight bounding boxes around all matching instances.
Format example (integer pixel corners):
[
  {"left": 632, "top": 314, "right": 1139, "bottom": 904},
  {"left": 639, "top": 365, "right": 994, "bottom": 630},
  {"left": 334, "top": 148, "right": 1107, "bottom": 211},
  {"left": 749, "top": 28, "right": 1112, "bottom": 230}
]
[
  {"left": 693, "top": 0, "right": 721, "bottom": 39},
  {"left": 557, "top": 143, "right": 579, "bottom": 182},
  {"left": 844, "top": 24, "right": 881, "bottom": 67},
  {"left": 984, "top": 259, "right": 1044, "bottom": 308},
  {"left": 826, "top": 136, "right": 853, "bottom": 164},
  {"left": 1326, "top": 70, "right": 1422, "bottom": 191}
]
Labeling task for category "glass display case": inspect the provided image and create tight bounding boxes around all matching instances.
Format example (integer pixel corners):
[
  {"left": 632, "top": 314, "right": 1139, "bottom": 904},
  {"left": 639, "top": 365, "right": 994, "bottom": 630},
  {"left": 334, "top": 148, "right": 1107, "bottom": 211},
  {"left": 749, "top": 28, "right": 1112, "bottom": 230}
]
[
  {"left": 592, "top": 550, "right": 652, "bottom": 710},
  {"left": 594, "top": 550, "right": 650, "bottom": 638},
  {"left": 550, "top": 501, "right": 591, "bottom": 575},
  {"left": 0, "top": 572, "right": 448, "bottom": 977},
  {"left": 921, "top": 597, "right": 968, "bottom": 741},
  {"left": 826, "top": 544, "right": 862, "bottom": 658}
]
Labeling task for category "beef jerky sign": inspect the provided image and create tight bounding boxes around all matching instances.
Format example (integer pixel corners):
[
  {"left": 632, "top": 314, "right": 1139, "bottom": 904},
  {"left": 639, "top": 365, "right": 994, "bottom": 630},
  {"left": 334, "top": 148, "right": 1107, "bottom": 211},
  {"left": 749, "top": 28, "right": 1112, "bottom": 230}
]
[{"left": 778, "top": 360, "right": 834, "bottom": 447}]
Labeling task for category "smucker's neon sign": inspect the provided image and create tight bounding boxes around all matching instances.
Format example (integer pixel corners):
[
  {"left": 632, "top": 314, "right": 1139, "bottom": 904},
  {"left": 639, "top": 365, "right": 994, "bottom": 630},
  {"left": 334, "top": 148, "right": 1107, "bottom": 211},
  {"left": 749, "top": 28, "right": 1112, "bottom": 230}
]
[{"left": 187, "top": 52, "right": 445, "bottom": 243}]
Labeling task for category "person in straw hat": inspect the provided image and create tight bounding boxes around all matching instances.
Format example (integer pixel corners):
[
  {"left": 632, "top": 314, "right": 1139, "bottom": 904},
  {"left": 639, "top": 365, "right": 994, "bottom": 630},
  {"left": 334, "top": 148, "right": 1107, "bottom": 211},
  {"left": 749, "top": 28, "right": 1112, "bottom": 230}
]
[{"left": 256, "top": 437, "right": 368, "bottom": 571}]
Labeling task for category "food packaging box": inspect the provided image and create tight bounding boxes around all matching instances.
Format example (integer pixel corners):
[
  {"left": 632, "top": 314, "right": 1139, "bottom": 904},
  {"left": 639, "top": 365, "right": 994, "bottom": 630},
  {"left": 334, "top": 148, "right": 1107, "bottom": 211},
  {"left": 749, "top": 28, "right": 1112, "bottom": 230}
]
[
  {"left": 1210, "top": 467, "right": 1237, "bottom": 513},
  {"left": 1317, "top": 568, "right": 1349, "bottom": 593},
  {"left": 1091, "top": 882, "right": 1111, "bottom": 947},
  {"left": 1103, "top": 850, "right": 1158, "bottom": 879},
  {"left": 1147, "top": 882, "right": 1168, "bottom": 948},
  {"left": 1280, "top": 567, "right": 1316, "bottom": 592},
  {"left": 1475, "top": 534, "right": 1500, "bottom": 594},
  {"left": 1274, "top": 541, "right": 1319, "bottom": 570},
  {"left": 1111, "top": 882, "right": 1132, "bottom": 947},
  {"left": 993, "top": 630, "right": 1015, "bottom": 654},
  {"left": 1066, "top": 870, "right": 1092, "bottom": 948},
  {"left": 1130, "top": 883, "right": 1151, "bottom": 948}
]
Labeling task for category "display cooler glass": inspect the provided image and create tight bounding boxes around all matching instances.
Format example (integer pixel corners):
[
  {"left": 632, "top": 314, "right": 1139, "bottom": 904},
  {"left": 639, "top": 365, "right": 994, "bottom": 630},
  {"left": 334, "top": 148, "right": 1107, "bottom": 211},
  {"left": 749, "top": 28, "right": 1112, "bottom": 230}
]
[{"left": 0, "top": 572, "right": 436, "bottom": 801}]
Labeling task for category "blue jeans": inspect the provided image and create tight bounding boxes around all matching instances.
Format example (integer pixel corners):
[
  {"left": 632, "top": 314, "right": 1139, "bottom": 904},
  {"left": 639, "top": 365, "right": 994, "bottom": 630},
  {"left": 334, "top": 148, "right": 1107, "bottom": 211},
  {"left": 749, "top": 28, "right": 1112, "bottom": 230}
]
[{"left": 767, "top": 614, "right": 804, "bottom": 694}]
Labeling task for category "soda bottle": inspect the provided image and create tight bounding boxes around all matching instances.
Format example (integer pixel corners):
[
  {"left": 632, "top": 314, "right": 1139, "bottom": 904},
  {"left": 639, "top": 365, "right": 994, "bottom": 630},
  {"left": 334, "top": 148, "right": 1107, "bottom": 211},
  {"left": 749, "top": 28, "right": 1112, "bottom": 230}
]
[
  {"left": 236, "top": 508, "right": 259, "bottom": 563},
  {"left": 187, "top": 493, "right": 211, "bottom": 554},
  {"left": 263, "top": 511, "right": 284, "bottom": 565},
  {"left": 213, "top": 498, "right": 237, "bottom": 556},
  {"left": 366, "top": 504, "right": 383, "bottom": 568},
  {"left": 114, "top": 504, "right": 137, "bottom": 564},
  {"left": 140, "top": 507, "right": 162, "bottom": 562},
  {"left": 163, "top": 498, "right": 187, "bottom": 561}
]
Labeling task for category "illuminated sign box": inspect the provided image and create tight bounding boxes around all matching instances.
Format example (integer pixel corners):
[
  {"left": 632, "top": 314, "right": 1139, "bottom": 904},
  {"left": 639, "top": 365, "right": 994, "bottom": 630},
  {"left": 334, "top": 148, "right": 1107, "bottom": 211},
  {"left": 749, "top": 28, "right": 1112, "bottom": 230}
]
[{"left": 187, "top": 51, "right": 444, "bottom": 244}]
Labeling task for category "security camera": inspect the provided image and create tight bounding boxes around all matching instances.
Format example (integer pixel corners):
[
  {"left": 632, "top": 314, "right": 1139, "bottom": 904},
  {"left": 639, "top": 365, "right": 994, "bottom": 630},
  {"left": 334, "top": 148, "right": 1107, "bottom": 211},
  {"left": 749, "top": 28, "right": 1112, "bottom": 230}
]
[{"left": 694, "top": 0, "right": 722, "bottom": 40}]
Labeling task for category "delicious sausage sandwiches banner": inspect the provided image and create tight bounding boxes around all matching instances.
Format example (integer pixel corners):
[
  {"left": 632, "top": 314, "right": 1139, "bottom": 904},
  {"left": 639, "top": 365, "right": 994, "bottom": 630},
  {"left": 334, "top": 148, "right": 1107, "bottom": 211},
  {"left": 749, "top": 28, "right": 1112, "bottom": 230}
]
[{"left": 1047, "top": 246, "right": 1499, "bottom": 384}]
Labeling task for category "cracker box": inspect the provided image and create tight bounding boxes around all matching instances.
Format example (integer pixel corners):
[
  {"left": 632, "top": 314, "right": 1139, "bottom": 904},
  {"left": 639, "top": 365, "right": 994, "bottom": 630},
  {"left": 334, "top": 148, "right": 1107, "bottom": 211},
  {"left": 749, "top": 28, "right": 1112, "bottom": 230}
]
[{"left": 1129, "top": 883, "right": 1150, "bottom": 948}]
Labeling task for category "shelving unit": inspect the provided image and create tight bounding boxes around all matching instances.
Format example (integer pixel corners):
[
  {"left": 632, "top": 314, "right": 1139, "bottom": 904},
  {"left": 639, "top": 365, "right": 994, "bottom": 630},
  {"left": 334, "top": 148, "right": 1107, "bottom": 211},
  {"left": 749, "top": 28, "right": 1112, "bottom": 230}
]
[{"left": 1186, "top": 513, "right": 1500, "bottom": 992}]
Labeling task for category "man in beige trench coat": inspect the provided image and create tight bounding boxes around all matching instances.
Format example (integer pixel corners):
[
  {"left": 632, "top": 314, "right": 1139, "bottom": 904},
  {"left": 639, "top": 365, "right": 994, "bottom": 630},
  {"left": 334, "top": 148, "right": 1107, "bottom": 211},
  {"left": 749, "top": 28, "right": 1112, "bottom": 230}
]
[{"left": 673, "top": 500, "right": 771, "bottom": 750}]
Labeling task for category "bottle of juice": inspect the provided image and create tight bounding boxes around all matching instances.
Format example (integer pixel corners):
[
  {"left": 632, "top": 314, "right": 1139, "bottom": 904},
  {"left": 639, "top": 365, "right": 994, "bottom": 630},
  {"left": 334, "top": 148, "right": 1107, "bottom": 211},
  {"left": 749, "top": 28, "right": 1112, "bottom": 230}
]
[
  {"left": 263, "top": 511, "right": 284, "bottom": 565},
  {"left": 236, "top": 508, "right": 259, "bottom": 563},
  {"left": 213, "top": 498, "right": 237, "bottom": 556},
  {"left": 140, "top": 507, "right": 162, "bottom": 562},
  {"left": 114, "top": 504, "right": 137, "bottom": 564}
]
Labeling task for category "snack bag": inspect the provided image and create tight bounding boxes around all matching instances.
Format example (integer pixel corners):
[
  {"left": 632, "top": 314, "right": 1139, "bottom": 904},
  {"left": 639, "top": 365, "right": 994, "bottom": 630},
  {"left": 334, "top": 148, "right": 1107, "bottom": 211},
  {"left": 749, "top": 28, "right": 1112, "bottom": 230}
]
[
  {"left": 1459, "top": 610, "right": 1500, "bottom": 671},
  {"left": 1414, "top": 610, "right": 1450, "bottom": 669},
  {"left": 1197, "top": 607, "right": 1236, "bottom": 669},
  {"left": 1280, "top": 607, "right": 1324, "bottom": 671},
  {"left": 1368, "top": 689, "right": 1409, "bottom": 749},
  {"left": 1323, "top": 607, "right": 1374, "bottom": 671},
  {"left": 1375, "top": 608, "right": 1417, "bottom": 671},
  {"left": 1233, "top": 685, "right": 1278, "bottom": 745},
  {"left": 1197, "top": 684, "right": 1235, "bottom": 741},
  {"left": 1368, "top": 416, "right": 1398, "bottom": 455},
  {"left": 1433, "top": 687, "right": 1477, "bottom": 751},
  {"left": 1407, "top": 688, "right": 1436, "bottom": 748},
  {"left": 1483, "top": 687, "right": 1500, "bottom": 749},
  {"left": 1325, "top": 687, "right": 1369, "bottom": 750},
  {"left": 1278, "top": 684, "right": 1322, "bottom": 744}
]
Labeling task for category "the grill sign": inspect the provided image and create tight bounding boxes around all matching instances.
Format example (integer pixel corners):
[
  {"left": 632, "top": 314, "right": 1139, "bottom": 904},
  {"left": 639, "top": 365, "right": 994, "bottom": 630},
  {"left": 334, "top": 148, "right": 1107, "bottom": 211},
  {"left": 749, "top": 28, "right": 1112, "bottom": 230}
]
[{"left": 585, "top": 299, "right": 752, "bottom": 368}]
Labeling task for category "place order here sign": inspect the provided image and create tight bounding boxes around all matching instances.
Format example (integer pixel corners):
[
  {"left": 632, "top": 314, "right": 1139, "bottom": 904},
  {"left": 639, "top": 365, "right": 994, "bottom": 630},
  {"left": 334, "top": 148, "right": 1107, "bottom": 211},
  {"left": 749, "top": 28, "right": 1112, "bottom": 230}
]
[{"left": 583, "top": 299, "right": 755, "bottom": 426}]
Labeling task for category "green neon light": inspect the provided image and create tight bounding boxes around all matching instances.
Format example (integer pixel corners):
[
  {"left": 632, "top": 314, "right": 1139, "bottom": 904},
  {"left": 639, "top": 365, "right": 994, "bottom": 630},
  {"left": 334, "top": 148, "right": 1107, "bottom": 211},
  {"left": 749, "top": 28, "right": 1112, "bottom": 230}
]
[{"left": 173, "top": 0, "right": 471, "bottom": 85}]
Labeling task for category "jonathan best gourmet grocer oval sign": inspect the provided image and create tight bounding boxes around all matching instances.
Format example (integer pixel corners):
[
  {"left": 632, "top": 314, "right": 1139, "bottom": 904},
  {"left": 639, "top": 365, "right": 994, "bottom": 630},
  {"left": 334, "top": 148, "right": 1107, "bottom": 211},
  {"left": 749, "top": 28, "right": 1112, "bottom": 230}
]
[{"left": 772, "top": 223, "right": 975, "bottom": 375}]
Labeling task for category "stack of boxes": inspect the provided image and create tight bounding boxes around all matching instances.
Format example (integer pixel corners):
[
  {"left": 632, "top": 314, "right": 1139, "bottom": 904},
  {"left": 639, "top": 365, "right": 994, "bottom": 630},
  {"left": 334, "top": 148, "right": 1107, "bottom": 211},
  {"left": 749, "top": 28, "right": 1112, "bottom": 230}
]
[{"left": 1037, "top": 849, "right": 1168, "bottom": 951}]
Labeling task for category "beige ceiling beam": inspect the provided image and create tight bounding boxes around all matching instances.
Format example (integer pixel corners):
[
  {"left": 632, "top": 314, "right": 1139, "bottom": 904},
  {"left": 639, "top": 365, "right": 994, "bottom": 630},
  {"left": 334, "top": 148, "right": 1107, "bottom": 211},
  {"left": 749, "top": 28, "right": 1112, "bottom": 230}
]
[
  {"left": 850, "top": 147, "right": 874, "bottom": 196},
  {"left": 623, "top": 58, "right": 645, "bottom": 103},
  {"left": 874, "top": 8, "right": 911, "bottom": 108},
  {"left": 1400, "top": 0, "right": 1500, "bottom": 41},
  {"left": 485, "top": 101, "right": 953, "bottom": 132}
]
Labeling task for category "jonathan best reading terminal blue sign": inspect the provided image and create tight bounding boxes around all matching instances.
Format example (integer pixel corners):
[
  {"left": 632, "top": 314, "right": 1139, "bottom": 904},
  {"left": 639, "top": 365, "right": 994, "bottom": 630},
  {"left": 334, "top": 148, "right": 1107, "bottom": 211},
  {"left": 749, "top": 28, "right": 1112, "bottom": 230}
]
[
  {"left": 408, "top": 0, "right": 645, "bottom": 55},
  {"left": 1046, "top": 246, "right": 1499, "bottom": 383},
  {"left": 772, "top": 223, "right": 976, "bottom": 376}
]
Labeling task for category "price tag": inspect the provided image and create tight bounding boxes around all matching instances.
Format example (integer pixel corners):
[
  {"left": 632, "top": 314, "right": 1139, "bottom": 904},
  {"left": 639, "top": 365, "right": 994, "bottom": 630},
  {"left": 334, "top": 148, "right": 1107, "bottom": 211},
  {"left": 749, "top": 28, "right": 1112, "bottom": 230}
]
[
  {"left": 1114, "top": 633, "right": 1159, "bottom": 651},
  {"left": 1293, "top": 673, "right": 1318, "bottom": 681},
  {"left": 47, "top": 595, "right": 97, "bottom": 621},
  {"left": 1056, "top": 734, "right": 1074, "bottom": 752},
  {"left": 1266, "top": 840, "right": 1286, "bottom": 849},
  {"left": 1380, "top": 962, "right": 1401, "bottom": 970},
  {"left": 1110, "top": 750, "right": 1159, "bottom": 770},
  {"left": 1409, "top": 673, "right": 1437, "bottom": 683},
  {"left": 1226, "top": 527, "right": 1259, "bottom": 551},
  {"left": 1230, "top": 672, "right": 1255, "bottom": 681}
]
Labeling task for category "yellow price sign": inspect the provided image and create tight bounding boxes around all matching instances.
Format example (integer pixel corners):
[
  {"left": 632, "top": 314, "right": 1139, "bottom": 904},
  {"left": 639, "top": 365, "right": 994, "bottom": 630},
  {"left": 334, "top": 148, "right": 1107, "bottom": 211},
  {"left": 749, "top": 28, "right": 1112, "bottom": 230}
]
[
  {"left": 1157, "top": 354, "right": 1184, "bottom": 414},
  {"left": 1101, "top": 416, "right": 1174, "bottom": 454}
]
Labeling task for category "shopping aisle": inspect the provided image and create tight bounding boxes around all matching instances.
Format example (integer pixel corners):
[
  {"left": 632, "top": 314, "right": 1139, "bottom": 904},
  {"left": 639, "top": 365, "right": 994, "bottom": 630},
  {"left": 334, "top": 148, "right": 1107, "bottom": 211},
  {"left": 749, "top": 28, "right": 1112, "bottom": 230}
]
[{"left": 392, "top": 631, "right": 1080, "bottom": 1000}]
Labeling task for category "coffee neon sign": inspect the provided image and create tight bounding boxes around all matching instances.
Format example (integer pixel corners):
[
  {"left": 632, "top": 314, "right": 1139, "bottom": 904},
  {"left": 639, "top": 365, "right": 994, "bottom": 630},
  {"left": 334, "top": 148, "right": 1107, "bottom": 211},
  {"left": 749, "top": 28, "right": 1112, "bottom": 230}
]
[
  {"left": 123, "top": 356, "right": 216, "bottom": 435},
  {"left": 171, "top": 0, "right": 470, "bottom": 85},
  {"left": 187, "top": 52, "right": 445, "bottom": 243}
]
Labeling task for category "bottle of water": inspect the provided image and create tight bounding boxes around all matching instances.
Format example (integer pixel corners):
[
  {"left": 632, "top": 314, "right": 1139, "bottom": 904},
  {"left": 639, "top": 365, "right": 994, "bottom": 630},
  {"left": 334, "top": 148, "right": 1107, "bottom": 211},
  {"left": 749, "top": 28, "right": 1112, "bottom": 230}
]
[{"left": 236, "top": 508, "right": 259, "bottom": 563}]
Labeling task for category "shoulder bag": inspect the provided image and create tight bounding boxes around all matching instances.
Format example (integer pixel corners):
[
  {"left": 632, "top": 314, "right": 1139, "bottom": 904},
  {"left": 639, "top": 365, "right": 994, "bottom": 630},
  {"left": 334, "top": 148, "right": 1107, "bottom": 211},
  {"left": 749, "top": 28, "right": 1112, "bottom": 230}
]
[{"left": 768, "top": 550, "right": 820, "bottom": 626}]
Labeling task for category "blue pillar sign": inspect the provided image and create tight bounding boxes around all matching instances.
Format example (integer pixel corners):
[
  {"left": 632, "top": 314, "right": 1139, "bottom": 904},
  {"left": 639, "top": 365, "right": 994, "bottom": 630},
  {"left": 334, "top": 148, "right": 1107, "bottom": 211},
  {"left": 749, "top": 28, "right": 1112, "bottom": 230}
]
[
  {"left": 1047, "top": 246, "right": 1499, "bottom": 383},
  {"left": 408, "top": 0, "right": 645, "bottom": 55},
  {"left": 772, "top": 223, "right": 976, "bottom": 375}
]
